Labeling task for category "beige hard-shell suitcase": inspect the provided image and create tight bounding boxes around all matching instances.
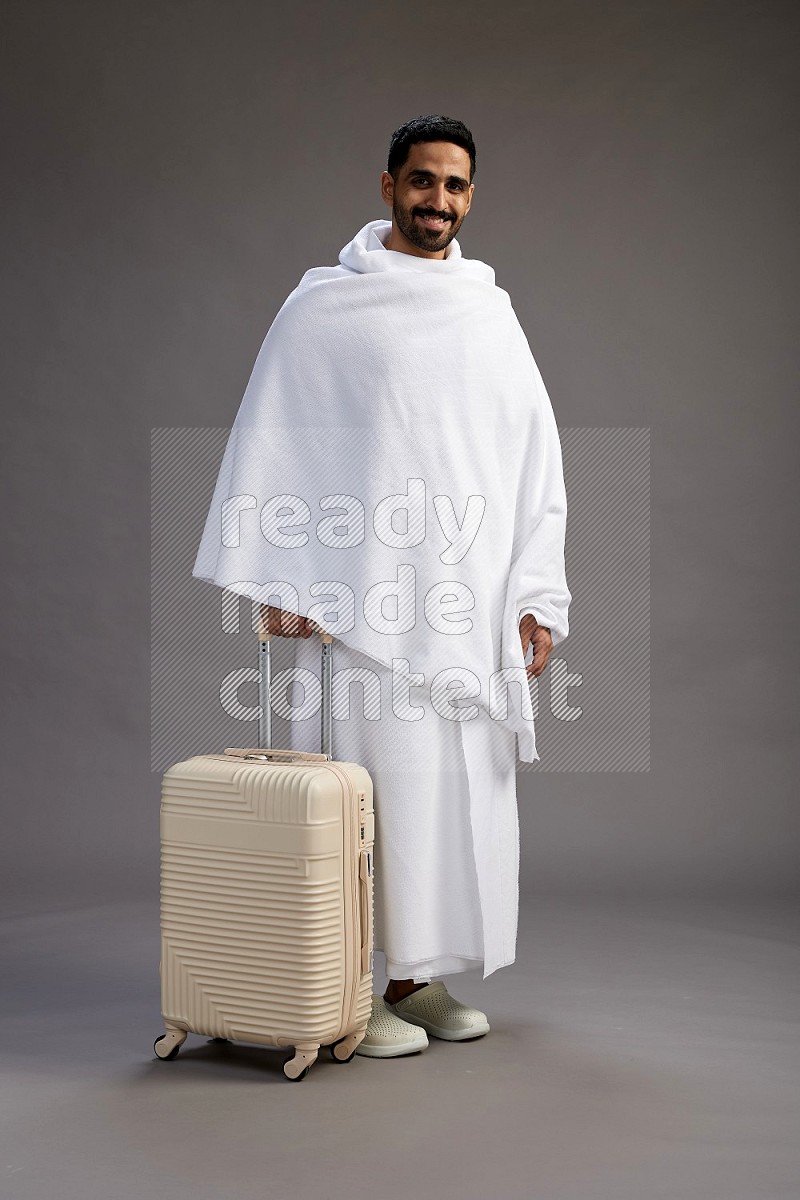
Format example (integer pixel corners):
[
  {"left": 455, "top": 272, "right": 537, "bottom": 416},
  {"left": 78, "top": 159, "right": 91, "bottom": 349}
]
[{"left": 154, "top": 626, "right": 375, "bottom": 1081}]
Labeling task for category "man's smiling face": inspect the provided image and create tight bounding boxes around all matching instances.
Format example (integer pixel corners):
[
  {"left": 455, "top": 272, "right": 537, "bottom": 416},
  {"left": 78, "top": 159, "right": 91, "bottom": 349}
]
[{"left": 381, "top": 141, "right": 474, "bottom": 258}]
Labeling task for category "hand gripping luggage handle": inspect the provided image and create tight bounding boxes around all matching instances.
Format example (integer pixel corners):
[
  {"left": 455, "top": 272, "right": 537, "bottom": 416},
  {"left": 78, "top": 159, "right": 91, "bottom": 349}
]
[{"left": 255, "top": 612, "right": 334, "bottom": 758}]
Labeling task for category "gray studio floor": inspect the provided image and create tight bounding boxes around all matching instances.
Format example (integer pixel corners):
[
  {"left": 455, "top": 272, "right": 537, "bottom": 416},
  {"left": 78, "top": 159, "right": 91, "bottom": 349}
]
[{"left": 2, "top": 895, "right": 798, "bottom": 1200}]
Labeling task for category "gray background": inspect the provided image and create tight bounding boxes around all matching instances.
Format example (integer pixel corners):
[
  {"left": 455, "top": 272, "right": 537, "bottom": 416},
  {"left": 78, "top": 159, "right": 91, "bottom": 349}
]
[
  {"left": 3, "top": 0, "right": 796, "bottom": 914},
  {"left": 2, "top": 3, "right": 798, "bottom": 1198}
]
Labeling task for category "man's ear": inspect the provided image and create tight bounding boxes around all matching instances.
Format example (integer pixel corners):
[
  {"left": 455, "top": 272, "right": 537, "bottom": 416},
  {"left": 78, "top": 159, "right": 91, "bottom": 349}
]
[{"left": 380, "top": 170, "right": 395, "bottom": 207}]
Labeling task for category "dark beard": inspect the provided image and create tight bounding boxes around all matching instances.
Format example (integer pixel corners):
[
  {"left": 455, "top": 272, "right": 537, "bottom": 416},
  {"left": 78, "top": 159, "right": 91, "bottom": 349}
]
[{"left": 394, "top": 202, "right": 459, "bottom": 253}]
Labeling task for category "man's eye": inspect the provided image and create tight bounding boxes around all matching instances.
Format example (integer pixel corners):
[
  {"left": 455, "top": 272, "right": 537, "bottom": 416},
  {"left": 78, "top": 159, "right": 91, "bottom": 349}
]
[{"left": 413, "top": 178, "right": 463, "bottom": 191}]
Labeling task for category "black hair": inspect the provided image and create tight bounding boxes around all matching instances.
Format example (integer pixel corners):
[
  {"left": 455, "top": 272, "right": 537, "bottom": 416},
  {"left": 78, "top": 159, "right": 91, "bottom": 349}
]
[{"left": 387, "top": 115, "right": 476, "bottom": 183}]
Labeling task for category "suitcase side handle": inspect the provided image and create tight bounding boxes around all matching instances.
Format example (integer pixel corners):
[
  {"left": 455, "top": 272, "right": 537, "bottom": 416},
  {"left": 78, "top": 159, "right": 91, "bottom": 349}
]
[
  {"left": 359, "top": 850, "right": 373, "bottom": 975},
  {"left": 223, "top": 747, "right": 331, "bottom": 763}
]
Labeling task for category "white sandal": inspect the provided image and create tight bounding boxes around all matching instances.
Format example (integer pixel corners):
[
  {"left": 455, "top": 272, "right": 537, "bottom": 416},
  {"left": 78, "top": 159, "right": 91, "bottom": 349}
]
[
  {"left": 355, "top": 995, "right": 430, "bottom": 1058},
  {"left": 387, "top": 981, "right": 490, "bottom": 1041}
]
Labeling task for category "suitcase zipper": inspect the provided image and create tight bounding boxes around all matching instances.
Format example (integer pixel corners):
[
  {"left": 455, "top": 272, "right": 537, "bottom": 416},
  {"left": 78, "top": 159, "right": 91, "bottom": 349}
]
[{"left": 325, "top": 762, "right": 363, "bottom": 1033}]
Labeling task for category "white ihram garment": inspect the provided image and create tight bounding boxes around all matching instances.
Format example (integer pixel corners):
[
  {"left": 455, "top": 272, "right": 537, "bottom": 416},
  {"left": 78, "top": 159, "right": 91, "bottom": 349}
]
[
  {"left": 272, "top": 634, "right": 519, "bottom": 982},
  {"left": 193, "top": 219, "right": 571, "bottom": 979}
]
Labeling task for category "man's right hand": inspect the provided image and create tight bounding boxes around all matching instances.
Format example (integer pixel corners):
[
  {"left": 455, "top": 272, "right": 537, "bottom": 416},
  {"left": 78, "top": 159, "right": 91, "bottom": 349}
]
[{"left": 260, "top": 604, "right": 315, "bottom": 638}]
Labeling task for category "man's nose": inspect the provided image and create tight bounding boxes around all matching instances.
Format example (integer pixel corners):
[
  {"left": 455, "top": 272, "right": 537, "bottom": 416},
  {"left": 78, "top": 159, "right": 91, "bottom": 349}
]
[{"left": 430, "top": 183, "right": 448, "bottom": 213}]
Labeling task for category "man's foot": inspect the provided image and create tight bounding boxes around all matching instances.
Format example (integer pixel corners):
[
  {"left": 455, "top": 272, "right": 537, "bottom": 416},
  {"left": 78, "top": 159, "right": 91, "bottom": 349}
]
[
  {"left": 355, "top": 995, "right": 430, "bottom": 1058},
  {"left": 385, "top": 981, "right": 490, "bottom": 1041},
  {"left": 383, "top": 979, "right": 428, "bottom": 1005}
]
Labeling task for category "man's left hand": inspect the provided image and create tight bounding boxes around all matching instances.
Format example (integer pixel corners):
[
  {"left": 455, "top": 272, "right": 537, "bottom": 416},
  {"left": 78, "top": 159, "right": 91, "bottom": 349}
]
[{"left": 519, "top": 613, "right": 553, "bottom": 678}]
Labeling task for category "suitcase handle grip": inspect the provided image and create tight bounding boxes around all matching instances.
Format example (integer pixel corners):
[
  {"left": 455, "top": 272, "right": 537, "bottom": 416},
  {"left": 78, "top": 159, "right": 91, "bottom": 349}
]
[
  {"left": 359, "top": 850, "right": 373, "bottom": 975},
  {"left": 257, "top": 611, "right": 333, "bottom": 644},
  {"left": 223, "top": 746, "right": 331, "bottom": 763}
]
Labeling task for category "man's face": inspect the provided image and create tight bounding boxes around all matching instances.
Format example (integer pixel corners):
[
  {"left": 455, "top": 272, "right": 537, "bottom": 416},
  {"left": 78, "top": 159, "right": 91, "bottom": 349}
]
[{"left": 381, "top": 141, "right": 474, "bottom": 257}]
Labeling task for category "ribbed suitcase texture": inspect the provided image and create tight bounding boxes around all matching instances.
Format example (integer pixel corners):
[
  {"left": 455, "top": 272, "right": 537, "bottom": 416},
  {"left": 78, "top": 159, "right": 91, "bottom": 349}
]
[{"left": 154, "top": 632, "right": 375, "bottom": 1081}]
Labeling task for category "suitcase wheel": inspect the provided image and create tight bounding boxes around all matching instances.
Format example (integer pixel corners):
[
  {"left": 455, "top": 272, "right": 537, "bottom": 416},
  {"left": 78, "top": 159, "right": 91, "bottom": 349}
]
[
  {"left": 154, "top": 1033, "right": 183, "bottom": 1061},
  {"left": 330, "top": 1038, "right": 358, "bottom": 1064},
  {"left": 283, "top": 1045, "right": 319, "bottom": 1080},
  {"left": 285, "top": 1065, "right": 310, "bottom": 1082},
  {"left": 330, "top": 1030, "right": 365, "bottom": 1062}
]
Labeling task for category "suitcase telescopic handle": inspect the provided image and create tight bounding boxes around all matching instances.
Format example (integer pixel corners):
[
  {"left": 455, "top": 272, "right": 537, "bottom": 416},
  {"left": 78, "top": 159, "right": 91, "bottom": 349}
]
[{"left": 255, "top": 613, "right": 334, "bottom": 758}]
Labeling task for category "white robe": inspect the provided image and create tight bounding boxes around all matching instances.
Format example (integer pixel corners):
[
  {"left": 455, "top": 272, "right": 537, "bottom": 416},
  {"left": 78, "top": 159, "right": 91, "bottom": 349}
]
[{"left": 193, "top": 219, "right": 571, "bottom": 979}]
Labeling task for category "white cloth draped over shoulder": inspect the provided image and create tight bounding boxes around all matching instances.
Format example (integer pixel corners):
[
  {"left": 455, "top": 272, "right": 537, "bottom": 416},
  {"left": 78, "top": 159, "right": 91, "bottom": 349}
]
[{"left": 193, "top": 218, "right": 571, "bottom": 978}]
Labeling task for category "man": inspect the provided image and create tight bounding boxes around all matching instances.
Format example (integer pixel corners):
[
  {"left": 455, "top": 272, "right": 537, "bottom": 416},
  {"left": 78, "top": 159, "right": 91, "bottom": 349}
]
[{"left": 193, "top": 115, "right": 571, "bottom": 1058}]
